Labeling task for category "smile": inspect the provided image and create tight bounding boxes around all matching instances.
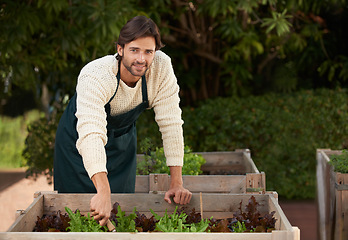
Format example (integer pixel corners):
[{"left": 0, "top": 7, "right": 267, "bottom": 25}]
[{"left": 133, "top": 64, "right": 146, "bottom": 71}]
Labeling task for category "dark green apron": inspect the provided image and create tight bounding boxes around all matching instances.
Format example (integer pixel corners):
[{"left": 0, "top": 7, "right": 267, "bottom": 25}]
[{"left": 54, "top": 70, "right": 148, "bottom": 193}]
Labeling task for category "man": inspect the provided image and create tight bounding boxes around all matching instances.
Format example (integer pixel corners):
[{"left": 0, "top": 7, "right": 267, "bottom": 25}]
[{"left": 54, "top": 16, "right": 192, "bottom": 226}]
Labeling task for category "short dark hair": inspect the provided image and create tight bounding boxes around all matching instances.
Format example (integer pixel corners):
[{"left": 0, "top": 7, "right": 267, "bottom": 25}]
[{"left": 116, "top": 16, "right": 164, "bottom": 60}]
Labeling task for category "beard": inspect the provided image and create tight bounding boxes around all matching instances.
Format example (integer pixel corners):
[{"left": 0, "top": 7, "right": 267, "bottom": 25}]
[{"left": 123, "top": 60, "right": 148, "bottom": 77}]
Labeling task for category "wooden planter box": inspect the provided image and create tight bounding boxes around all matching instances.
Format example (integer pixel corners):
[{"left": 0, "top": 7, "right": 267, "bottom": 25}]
[
  {"left": 3, "top": 191, "right": 299, "bottom": 240},
  {"left": 136, "top": 149, "right": 266, "bottom": 194},
  {"left": 316, "top": 149, "right": 348, "bottom": 240}
]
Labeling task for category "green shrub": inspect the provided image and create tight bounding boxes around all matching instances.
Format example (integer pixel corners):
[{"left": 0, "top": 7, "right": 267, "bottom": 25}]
[
  {"left": 329, "top": 150, "right": 348, "bottom": 173},
  {"left": 23, "top": 89, "right": 348, "bottom": 199},
  {"left": 137, "top": 138, "right": 206, "bottom": 175},
  {"left": 22, "top": 111, "right": 61, "bottom": 180}
]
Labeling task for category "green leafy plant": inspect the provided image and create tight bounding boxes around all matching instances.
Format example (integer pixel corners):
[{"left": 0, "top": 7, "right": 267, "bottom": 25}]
[
  {"left": 113, "top": 205, "right": 138, "bottom": 232},
  {"left": 137, "top": 138, "right": 206, "bottom": 175},
  {"left": 65, "top": 207, "right": 107, "bottom": 232},
  {"left": 150, "top": 206, "right": 209, "bottom": 232},
  {"left": 231, "top": 221, "right": 247, "bottom": 233},
  {"left": 261, "top": 9, "right": 293, "bottom": 37},
  {"left": 22, "top": 110, "right": 62, "bottom": 182},
  {"left": 35, "top": 196, "right": 276, "bottom": 233},
  {"left": 329, "top": 150, "right": 348, "bottom": 173}
]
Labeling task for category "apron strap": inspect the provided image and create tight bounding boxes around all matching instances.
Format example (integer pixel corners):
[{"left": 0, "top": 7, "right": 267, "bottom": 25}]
[
  {"left": 141, "top": 74, "right": 149, "bottom": 105},
  {"left": 107, "top": 71, "right": 121, "bottom": 105}
]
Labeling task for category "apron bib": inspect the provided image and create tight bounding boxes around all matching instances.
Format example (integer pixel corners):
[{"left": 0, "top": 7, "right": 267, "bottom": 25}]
[{"left": 54, "top": 70, "right": 148, "bottom": 193}]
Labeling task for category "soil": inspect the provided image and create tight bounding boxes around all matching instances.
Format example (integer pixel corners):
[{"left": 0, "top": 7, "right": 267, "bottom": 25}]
[{"left": 0, "top": 169, "right": 318, "bottom": 240}]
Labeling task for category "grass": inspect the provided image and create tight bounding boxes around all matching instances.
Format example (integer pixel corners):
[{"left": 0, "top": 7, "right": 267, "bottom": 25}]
[{"left": 0, "top": 110, "right": 42, "bottom": 169}]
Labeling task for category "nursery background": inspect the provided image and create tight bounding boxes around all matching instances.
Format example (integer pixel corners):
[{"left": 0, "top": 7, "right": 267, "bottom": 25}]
[{"left": 1, "top": 0, "right": 348, "bottom": 200}]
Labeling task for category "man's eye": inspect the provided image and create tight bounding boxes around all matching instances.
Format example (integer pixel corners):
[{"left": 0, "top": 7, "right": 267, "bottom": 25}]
[
  {"left": 130, "top": 49, "right": 137, "bottom": 52},
  {"left": 146, "top": 51, "right": 153, "bottom": 54}
]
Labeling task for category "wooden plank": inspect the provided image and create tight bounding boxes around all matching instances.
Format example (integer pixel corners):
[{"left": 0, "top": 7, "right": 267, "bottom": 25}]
[
  {"left": 268, "top": 194, "right": 293, "bottom": 232},
  {"left": 136, "top": 174, "right": 265, "bottom": 193},
  {"left": 7, "top": 194, "right": 44, "bottom": 232},
  {"left": 135, "top": 175, "right": 149, "bottom": 193},
  {"left": 270, "top": 227, "right": 300, "bottom": 240},
  {"left": 316, "top": 149, "right": 327, "bottom": 240},
  {"left": 182, "top": 175, "right": 247, "bottom": 193},
  {"left": 342, "top": 190, "right": 348, "bottom": 240},
  {"left": 41, "top": 193, "right": 271, "bottom": 215},
  {"left": 317, "top": 149, "right": 334, "bottom": 240},
  {"left": 334, "top": 172, "right": 348, "bottom": 240},
  {"left": 242, "top": 150, "right": 259, "bottom": 173},
  {"left": 149, "top": 174, "right": 169, "bottom": 193},
  {"left": 199, "top": 151, "right": 247, "bottom": 175},
  {"left": 246, "top": 173, "right": 266, "bottom": 193}
]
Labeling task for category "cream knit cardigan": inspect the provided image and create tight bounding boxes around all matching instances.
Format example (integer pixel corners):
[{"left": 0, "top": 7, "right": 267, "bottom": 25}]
[{"left": 74, "top": 50, "right": 184, "bottom": 178}]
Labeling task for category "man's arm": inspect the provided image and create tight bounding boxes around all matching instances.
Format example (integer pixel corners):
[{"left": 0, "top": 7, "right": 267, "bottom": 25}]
[
  {"left": 90, "top": 172, "right": 112, "bottom": 226},
  {"left": 164, "top": 166, "right": 192, "bottom": 204}
]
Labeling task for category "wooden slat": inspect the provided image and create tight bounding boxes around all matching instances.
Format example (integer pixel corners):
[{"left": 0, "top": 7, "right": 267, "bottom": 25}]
[
  {"left": 7, "top": 194, "right": 44, "bottom": 232},
  {"left": 135, "top": 175, "right": 149, "bottom": 193},
  {"left": 334, "top": 172, "right": 348, "bottom": 240},
  {"left": 41, "top": 192, "right": 271, "bottom": 215},
  {"left": 268, "top": 194, "right": 293, "bottom": 232},
  {"left": 246, "top": 173, "right": 266, "bottom": 193},
  {"left": 135, "top": 174, "right": 265, "bottom": 193},
  {"left": 182, "top": 175, "right": 247, "bottom": 193},
  {"left": 198, "top": 151, "right": 247, "bottom": 175},
  {"left": 242, "top": 150, "right": 259, "bottom": 173},
  {"left": 342, "top": 190, "right": 348, "bottom": 240},
  {"left": 149, "top": 174, "right": 169, "bottom": 193}
]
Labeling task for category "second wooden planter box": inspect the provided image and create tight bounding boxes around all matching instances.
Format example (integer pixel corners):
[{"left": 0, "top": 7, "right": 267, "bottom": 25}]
[{"left": 136, "top": 149, "right": 266, "bottom": 194}]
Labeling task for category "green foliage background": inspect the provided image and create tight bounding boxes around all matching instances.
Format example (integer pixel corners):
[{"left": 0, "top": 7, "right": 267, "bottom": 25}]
[
  {"left": 1, "top": 1, "right": 348, "bottom": 200},
  {"left": 329, "top": 150, "right": 348, "bottom": 173},
  {"left": 137, "top": 89, "right": 348, "bottom": 199},
  {"left": 1, "top": 0, "right": 348, "bottom": 110}
]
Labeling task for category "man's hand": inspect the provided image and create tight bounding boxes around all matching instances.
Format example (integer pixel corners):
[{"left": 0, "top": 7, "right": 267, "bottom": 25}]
[
  {"left": 164, "top": 166, "right": 192, "bottom": 205},
  {"left": 164, "top": 184, "right": 192, "bottom": 204},
  {"left": 90, "top": 172, "right": 112, "bottom": 226}
]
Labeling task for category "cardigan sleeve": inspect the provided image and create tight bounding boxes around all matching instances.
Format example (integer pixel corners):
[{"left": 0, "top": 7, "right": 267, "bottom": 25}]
[
  {"left": 150, "top": 52, "right": 184, "bottom": 167},
  {"left": 75, "top": 56, "right": 118, "bottom": 178}
]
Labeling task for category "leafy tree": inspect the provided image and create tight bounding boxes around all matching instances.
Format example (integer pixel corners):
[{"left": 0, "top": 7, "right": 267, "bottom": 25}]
[
  {"left": 2, "top": 0, "right": 347, "bottom": 108},
  {"left": 0, "top": 0, "right": 136, "bottom": 114},
  {"left": 140, "top": 0, "right": 348, "bottom": 103}
]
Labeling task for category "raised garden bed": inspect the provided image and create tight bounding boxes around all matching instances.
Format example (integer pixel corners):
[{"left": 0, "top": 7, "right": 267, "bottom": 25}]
[
  {"left": 316, "top": 149, "right": 348, "bottom": 240},
  {"left": 3, "top": 191, "right": 299, "bottom": 240},
  {"left": 136, "top": 149, "right": 266, "bottom": 194}
]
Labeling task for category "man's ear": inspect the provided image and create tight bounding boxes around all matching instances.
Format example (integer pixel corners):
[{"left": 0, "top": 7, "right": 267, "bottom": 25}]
[{"left": 117, "top": 44, "right": 123, "bottom": 56}]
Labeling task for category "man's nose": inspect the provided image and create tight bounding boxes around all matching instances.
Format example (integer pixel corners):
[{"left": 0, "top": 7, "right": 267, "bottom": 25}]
[{"left": 137, "top": 53, "right": 145, "bottom": 62}]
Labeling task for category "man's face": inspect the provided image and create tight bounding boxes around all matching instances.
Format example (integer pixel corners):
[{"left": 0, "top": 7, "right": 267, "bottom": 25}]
[{"left": 117, "top": 36, "right": 156, "bottom": 78}]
